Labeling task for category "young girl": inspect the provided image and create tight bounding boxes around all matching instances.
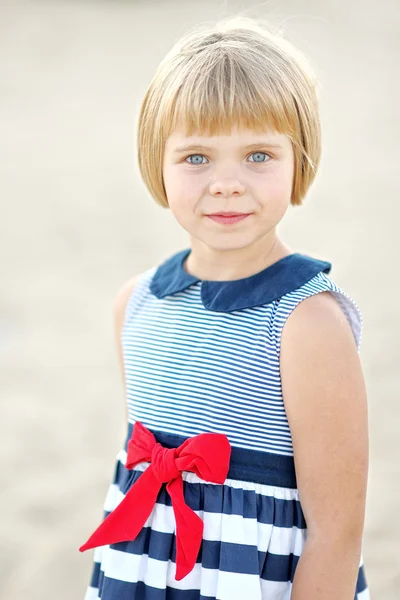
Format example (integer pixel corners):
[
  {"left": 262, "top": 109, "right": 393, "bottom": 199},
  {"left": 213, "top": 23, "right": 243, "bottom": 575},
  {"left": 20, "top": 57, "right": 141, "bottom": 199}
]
[{"left": 79, "top": 15, "right": 370, "bottom": 600}]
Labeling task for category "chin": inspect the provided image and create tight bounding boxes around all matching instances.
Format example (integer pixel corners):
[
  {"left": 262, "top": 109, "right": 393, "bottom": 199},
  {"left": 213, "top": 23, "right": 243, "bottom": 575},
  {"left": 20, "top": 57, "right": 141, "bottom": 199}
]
[{"left": 200, "top": 235, "right": 259, "bottom": 253}]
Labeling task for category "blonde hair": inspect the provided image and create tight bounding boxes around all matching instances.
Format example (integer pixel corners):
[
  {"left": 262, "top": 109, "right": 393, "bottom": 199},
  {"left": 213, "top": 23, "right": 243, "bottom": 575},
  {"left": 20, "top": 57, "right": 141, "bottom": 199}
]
[{"left": 137, "top": 16, "right": 321, "bottom": 207}]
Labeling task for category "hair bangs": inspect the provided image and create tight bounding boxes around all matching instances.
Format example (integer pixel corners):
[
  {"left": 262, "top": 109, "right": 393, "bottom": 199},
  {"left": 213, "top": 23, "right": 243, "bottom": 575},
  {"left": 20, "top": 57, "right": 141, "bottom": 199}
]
[{"left": 162, "top": 55, "right": 297, "bottom": 140}]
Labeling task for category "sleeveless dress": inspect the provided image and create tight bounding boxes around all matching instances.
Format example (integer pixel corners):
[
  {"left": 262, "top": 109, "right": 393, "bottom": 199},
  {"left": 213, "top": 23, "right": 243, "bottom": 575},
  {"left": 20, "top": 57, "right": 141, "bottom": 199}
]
[{"left": 81, "top": 247, "right": 370, "bottom": 600}]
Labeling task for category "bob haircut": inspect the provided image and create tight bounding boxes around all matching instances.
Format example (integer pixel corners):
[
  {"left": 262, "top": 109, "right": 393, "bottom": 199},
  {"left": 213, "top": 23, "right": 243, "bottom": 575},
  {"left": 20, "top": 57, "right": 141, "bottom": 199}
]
[{"left": 137, "top": 16, "right": 321, "bottom": 207}]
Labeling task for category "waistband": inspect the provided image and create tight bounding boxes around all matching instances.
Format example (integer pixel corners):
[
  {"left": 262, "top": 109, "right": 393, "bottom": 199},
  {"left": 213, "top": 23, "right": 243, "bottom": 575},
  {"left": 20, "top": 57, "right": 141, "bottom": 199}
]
[{"left": 124, "top": 422, "right": 297, "bottom": 489}]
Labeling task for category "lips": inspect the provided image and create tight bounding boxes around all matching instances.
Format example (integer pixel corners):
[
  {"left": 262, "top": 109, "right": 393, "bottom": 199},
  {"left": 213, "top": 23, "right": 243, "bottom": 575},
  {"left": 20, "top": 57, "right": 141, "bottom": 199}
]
[
  {"left": 207, "top": 212, "right": 249, "bottom": 217},
  {"left": 206, "top": 213, "right": 251, "bottom": 225}
]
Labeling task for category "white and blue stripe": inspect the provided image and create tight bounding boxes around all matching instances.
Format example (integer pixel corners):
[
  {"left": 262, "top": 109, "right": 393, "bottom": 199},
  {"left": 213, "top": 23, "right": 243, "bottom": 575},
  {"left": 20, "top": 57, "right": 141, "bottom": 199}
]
[
  {"left": 120, "top": 264, "right": 362, "bottom": 456},
  {"left": 83, "top": 248, "right": 369, "bottom": 599},
  {"left": 84, "top": 428, "right": 369, "bottom": 600}
]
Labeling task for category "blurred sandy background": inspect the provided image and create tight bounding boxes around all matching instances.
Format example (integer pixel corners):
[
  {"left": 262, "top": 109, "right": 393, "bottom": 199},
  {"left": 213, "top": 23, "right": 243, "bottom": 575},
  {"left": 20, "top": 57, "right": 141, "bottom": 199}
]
[{"left": 1, "top": 0, "right": 399, "bottom": 598}]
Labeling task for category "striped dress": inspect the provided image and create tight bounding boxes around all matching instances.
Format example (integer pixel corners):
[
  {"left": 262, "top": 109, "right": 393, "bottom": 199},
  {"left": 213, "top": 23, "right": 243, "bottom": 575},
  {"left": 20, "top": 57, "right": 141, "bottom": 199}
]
[{"left": 81, "top": 247, "right": 370, "bottom": 600}]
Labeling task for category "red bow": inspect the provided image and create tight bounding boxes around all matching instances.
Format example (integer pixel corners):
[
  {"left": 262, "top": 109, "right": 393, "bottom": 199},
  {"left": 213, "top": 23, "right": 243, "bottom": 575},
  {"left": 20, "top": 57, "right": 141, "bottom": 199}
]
[{"left": 79, "top": 421, "right": 231, "bottom": 580}]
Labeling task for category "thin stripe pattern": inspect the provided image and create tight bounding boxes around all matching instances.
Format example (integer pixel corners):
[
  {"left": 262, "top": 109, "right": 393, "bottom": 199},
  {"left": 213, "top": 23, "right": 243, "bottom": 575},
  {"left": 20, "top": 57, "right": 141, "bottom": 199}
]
[{"left": 121, "top": 267, "right": 362, "bottom": 456}]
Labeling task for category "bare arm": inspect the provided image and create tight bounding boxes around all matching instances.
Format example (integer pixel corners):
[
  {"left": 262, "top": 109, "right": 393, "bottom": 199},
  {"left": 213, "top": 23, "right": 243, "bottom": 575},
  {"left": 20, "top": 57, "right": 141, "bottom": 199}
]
[
  {"left": 113, "top": 274, "right": 141, "bottom": 425},
  {"left": 280, "top": 291, "right": 369, "bottom": 600}
]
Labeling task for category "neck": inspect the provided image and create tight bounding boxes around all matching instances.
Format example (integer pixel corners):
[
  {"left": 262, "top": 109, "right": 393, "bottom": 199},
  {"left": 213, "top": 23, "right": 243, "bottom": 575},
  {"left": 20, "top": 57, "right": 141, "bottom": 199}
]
[{"left": 184, "top": 236, "right": 293, "bottom": 282}]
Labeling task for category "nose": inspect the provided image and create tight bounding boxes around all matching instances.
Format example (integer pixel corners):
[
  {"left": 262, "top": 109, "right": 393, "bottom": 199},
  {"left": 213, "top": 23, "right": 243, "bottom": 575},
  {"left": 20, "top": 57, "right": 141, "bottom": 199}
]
[{"left": 209, "top": 175, "right": 245, "bottom": 197}]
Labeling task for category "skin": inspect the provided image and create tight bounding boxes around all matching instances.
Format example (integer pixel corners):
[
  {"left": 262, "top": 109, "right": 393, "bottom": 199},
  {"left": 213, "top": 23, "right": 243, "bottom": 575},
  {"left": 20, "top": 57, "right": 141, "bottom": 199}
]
[
  {"left": 162, "top": 124, "right": 295, "bottom": 280},
  {"left": 113, "top": 274, "right": 141, "bottom": 425},
  {"left": 281, "top": 291, "right": 369, "bottom": 599},
  {"left": 113, "top": 123, "right": 369, "bottom": 598}
]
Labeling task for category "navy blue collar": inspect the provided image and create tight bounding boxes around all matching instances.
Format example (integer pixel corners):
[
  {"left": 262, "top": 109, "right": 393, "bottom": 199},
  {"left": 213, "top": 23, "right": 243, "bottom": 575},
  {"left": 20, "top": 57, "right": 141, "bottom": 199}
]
[{"left": 150, "top": 248, "right": 332, "bottom": 312}]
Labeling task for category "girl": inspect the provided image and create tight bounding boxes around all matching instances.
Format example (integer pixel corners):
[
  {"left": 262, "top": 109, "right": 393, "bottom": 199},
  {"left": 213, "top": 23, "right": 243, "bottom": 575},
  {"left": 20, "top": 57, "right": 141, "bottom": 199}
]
[{"left": 79, "top": 15, "right": 370, "bottom": 600}]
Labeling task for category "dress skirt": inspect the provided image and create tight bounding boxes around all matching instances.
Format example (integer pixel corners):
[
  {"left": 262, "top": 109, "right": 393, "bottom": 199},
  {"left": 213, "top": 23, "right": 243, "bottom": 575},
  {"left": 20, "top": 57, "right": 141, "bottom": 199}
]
[{"left": 83, "top": 424, "right": 370, "bottom": 600}]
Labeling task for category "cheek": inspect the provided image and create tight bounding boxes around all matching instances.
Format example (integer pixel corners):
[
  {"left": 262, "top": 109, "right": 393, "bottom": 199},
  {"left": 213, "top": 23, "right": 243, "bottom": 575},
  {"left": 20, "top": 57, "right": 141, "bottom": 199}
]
[
  {"left": 265, "top": 175, "right": 291, "bottom": 199},
  {"left": 261, "top": 161, "right": 294, "bottom": 197},
  {"left": 254, "top": 165, "right": 292, "bottom": 219},
  {"left": 162, "top": 169, "right": 194, "bottom": 226},
  {"left": 163, "top": 166, "right": 203, "bottom": 207}
]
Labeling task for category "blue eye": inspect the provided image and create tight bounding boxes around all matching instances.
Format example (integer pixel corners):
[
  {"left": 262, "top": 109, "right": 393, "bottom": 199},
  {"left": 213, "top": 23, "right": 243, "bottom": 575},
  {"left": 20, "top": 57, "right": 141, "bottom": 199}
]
[
  {"left": 185, "top": 154, "right": 208, "bottom": 165},
  {"left": 184, "top": 152, "right": 271, "bottom": 165},
  {"left": 248, "top": 152, "right": 270, "bottom": 163}
]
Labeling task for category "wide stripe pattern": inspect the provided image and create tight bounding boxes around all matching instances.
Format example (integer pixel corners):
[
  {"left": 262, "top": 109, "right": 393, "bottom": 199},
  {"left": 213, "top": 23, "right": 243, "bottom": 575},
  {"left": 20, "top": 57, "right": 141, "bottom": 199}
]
[
  {"left": 120, "top": 266, "right": 362, "bottom": 457},
  {"left": 83, "top": 429, "right": 369, "bottom": 599}
]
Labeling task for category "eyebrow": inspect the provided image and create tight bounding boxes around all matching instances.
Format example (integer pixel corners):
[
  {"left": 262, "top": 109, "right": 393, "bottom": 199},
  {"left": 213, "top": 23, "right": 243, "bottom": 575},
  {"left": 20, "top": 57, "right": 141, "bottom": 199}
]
[{"left": 172, "top": 142, "right": 284, "bottom": 154}]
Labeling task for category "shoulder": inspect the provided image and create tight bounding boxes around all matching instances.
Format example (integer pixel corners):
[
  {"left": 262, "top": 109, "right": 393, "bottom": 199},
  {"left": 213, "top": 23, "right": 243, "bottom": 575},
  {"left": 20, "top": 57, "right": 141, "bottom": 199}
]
[
  {"left": 282, "top": 289, "right": 357, "bottom": 344},
  {"left": 273, "top": 270, "right": 363, "bottom": 353},
  {"left": 280, "top": 289, "right": 367, "bottom": 431},
  {"left": 114, "top": 273, "right": 143, "bottom": 306},
  {"left": 113, "top": 273, "right": 143, "bottom": 329},
  {"left": 113, "top": 264, "right": 159, "bottom": 330},
  {"left": 280, "top": 290, "right": 361, "bottom": 382}
]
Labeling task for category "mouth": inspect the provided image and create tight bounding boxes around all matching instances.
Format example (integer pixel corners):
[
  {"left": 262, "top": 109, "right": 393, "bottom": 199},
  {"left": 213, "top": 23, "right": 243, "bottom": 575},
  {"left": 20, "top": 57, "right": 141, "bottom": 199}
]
[
  {"left": 206, "top": 212, "right": 250, "bottom": 217},
  {"left": 206, "top": 213, "right": 252, "bottom": 225}
]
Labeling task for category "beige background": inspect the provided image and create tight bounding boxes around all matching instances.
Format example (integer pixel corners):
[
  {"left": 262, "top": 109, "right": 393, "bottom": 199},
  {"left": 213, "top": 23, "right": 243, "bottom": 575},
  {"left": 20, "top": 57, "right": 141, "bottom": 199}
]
[{"left": 1, "top": 0, "right": 399, "bottom": 598}]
